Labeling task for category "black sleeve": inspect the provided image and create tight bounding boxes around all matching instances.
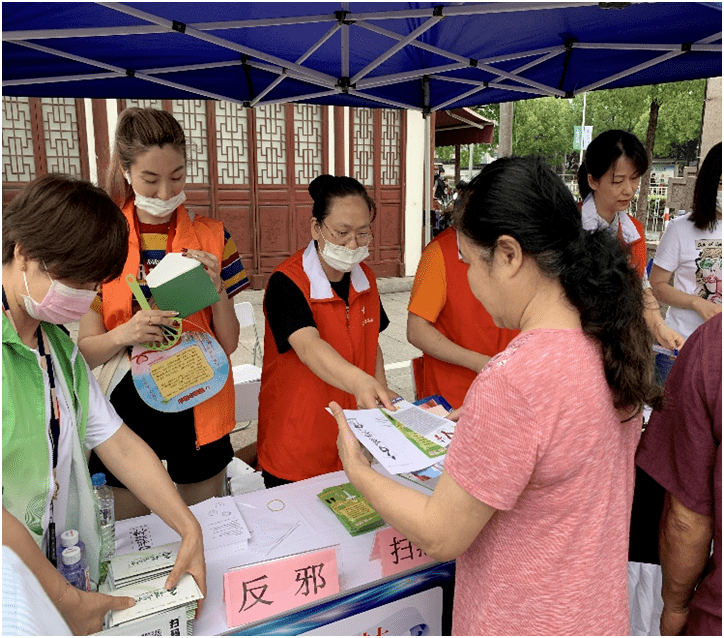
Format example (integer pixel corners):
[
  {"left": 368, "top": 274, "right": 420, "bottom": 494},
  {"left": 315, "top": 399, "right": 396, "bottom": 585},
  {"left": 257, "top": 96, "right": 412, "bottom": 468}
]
[
  {"left": 379, "top": 299, "right": 390, "bottom": 333},
  {"left": 263, "top": 272, "right": 317, "bottom": 354}
]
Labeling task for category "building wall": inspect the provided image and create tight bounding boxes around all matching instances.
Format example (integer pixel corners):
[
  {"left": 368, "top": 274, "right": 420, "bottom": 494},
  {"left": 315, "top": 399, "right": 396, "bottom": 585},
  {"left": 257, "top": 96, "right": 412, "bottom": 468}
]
[{"left": 3, "top": 97, "right": 427, "bottom": 282}]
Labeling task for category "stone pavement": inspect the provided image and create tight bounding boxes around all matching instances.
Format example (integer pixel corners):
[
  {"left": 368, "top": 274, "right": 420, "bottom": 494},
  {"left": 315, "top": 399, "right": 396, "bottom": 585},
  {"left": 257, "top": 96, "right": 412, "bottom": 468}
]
[{"left": 228, "top": 276, "right": 421, "bottom": 454}]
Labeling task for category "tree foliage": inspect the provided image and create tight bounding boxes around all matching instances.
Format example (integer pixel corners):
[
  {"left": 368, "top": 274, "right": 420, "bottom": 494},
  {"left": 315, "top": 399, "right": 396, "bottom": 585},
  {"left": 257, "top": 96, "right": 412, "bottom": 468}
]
[{"left": 433, "top": 80, "right": 707, "bottom": 175}]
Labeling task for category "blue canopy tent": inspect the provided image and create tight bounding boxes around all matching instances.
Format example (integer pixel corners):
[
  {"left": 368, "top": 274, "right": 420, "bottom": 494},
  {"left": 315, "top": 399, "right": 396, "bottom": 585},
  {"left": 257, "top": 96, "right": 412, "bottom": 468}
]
[
  {"left": 3, "top": 1, "right": 722, "bottom": 226},
  {"left": 2, "top": 2, "right": 721, "bottom": 109}
]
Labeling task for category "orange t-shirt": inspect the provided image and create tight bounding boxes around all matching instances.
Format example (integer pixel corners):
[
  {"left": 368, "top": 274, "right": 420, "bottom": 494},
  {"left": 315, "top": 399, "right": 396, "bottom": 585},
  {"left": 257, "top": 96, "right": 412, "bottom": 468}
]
[{"left": 408, "top": 228, "right": 518, "bottom": 408}]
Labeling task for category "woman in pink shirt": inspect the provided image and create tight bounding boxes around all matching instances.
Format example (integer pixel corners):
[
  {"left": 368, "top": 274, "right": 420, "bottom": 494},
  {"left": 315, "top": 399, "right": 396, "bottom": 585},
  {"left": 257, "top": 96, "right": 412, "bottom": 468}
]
[{"left": 331, "top": 156, "right": 663, "bottom": 635}]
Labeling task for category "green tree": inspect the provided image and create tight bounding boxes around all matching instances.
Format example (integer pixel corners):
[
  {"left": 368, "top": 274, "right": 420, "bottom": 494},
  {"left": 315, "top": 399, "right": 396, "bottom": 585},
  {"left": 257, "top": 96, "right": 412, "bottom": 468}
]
[
  {"left": 434, "top": 79, "right": 706, "bottom": 193},
  {"left": 511, "top": 96, "right": 578, "bottom": 173}
]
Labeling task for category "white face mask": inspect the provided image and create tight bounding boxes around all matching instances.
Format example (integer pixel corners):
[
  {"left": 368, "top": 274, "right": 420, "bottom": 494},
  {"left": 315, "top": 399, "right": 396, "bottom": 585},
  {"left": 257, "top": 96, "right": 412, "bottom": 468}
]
[
  {"left": 716, "top": 190, "right": 722, "bottom": 215},
  {"left": 124, "top": 170, "right": 186, "bottom": 218},
  {"left": 318, "top": 227, "right": 369, "bottom": 273}
]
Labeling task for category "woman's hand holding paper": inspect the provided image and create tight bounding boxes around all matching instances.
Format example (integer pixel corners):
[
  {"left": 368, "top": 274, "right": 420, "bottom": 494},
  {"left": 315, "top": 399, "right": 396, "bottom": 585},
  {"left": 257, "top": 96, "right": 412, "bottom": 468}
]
[
  {"left": 351, "top": 371, "right": 395, "bottom": 410},
  {"left": 330, "top": 401, "right": 371, "bottom": 478}
]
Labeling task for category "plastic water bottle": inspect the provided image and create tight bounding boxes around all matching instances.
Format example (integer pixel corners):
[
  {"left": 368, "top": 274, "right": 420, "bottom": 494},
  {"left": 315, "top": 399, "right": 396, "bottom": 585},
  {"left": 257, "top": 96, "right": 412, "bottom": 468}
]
[
  {"left": 91, "top": 473, "right": 115, "bottom": 584},
  {"left": 59, "top": 529, "right": 89, "bottom": 591},
  {"left": 61, "top": 546, "right": 88, "bottom": 591}
]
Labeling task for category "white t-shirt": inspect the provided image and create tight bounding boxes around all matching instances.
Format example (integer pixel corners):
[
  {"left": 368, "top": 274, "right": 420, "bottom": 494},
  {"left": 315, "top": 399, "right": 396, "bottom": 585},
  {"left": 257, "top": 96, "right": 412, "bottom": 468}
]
[
  {"left": 653, "top": 213, "right": 722, "bottom": 338},
  {"left": 36, "top": 334, "right": 122, "bottom": 537}
]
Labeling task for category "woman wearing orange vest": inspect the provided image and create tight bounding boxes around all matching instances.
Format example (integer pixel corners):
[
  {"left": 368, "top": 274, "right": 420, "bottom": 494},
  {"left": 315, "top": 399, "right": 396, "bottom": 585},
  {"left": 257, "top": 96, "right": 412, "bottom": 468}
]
[
  {"left": 407, "top": 226, "right": 519, "bottom": 408},
  {"left": 78, "top": 108, "right": 249, "bottom": 519},
  {"left": 578, "top": 129, "right": 684, "bottom": 350},
  {"left": 258, "top": 175, "right": 395, "bottom": 488}
]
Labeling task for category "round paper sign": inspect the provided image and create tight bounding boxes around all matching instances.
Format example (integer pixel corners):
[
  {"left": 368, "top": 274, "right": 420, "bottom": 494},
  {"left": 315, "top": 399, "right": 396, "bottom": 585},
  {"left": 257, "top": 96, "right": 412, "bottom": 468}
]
[{"left": 131, "top": 330, "right": 229, "bottom": 412}]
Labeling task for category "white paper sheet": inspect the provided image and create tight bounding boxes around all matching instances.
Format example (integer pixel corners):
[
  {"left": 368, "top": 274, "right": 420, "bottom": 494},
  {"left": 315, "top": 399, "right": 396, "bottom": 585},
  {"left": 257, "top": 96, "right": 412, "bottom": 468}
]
[
  {"left": 332, "top": 405, "right": 446, "bottom": 475},
  {"left": 115, "top": 496, "right": 250, "bottom": 556}
]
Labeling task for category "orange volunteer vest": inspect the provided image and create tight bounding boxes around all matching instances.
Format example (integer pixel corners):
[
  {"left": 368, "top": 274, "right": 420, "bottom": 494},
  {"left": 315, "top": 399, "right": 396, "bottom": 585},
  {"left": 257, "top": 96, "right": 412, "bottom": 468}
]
[
  {"left": 419, "top": 228, "right": 519, "bottom": 408},
  {"left": 623, "top": 214, "right": 647, "bottom": 278},
  {"left": 102, "top": 201, "right": 235, "bottom": 447},
  {"left": 257, "top": 241, "right": 381, "bottom": 482},
  {"left": 579, "top": 197, "right": 647, "bottom": 278}
]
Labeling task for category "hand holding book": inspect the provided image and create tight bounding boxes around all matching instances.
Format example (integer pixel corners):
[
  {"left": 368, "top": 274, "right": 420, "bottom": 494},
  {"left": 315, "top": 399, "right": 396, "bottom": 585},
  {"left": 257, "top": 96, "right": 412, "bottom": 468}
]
[
  {"left": 145, "top": 252, "right": 221, "bottom": 319},
  {"left": 181, "top": 248, "right": 225, "bottom": 296}
]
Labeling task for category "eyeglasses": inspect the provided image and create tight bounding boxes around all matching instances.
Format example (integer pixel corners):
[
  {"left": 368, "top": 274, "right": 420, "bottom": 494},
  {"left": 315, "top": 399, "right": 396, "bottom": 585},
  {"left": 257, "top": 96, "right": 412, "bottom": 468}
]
[{"left": 321, "top": 222, "right": 373, "bottom": 247}]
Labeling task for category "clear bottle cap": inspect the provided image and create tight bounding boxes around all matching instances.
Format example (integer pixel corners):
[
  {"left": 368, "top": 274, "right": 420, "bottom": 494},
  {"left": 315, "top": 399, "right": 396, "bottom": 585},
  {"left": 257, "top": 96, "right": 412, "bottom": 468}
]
[
  {"left": 60, "top": 529, "right": 79, "bottom": 547},
  {"left": 62, "top": 546, "right": 81, "bottom": 566}
]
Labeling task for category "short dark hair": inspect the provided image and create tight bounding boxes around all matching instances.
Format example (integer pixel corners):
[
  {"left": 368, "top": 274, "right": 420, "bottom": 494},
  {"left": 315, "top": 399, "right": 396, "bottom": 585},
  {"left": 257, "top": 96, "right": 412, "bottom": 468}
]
[
  {"left": 690, "top": 142, "right": 722, "bottom": 232},
  {"left": 2, "top": 174, "right": 129, "bottom": 284},
  {"left": 578, "top": 130, "right": 649, "bottom": 199},
  {"left": 308, "top": 174, "right": 376, "bottom": 223}
]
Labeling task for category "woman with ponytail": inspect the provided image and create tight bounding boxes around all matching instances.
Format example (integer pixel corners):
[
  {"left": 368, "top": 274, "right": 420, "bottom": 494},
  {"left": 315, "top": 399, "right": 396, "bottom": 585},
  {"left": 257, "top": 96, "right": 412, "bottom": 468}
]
[
  {"left": 78, "top": 108, "right": 250, "bottom": 519},
  {"left": 578, "top": 129, "right": 685, "bottom": 351},
  {"left": 330, "top": 156, "right": 662, "bottom": 635}
]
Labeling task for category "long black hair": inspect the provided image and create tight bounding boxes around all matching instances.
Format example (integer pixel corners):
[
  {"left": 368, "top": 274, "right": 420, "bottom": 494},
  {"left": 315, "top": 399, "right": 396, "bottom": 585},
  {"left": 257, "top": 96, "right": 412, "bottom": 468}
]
[
  {"left": 578, "top": 130, "right": 649, "bottom": 200},
  {"left": 457, "top": 156, "right": 662, "bottom": 414},
  {"left": 690, "top": 142, "right": 722, "bottom": 232}
]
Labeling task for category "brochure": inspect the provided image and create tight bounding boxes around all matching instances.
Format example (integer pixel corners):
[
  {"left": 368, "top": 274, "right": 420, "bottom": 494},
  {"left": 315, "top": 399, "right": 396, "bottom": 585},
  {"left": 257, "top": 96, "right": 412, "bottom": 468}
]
[
  {"left": 318, "top": 483, "right": 384, "bottom": 536},
  {"left": 329, "top": 398, "right": 454, "bottom": 475}
]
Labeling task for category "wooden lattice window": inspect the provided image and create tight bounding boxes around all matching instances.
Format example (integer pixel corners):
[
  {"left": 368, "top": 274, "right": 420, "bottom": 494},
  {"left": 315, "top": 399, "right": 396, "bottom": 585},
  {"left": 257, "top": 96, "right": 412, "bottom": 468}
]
[
  {"left": 352, "top": 108, "right": 374, "bottom": 187},
  {"left": 380, "top": 110, "right": 401, "bottom": 186},
  {"left": 2, "top": 96, "right": 36, "bottom": 183},
  {"left": 215, "top": 101, "right": 250, "bottom": 185},
  {"left": 293, "top": 104, "right": 323, "bottom": 186},
  {"left": 171, "top": 100, "right": 209, "bottom": 184},
  {"left": 255, "top": 104, "right": 287, "bottom": 185},
  {"left": 124, "top": 99, "right": 163, "bottom": 110},
  {"left": 41, "top": 98, "right": 83, "bottom": 178}
]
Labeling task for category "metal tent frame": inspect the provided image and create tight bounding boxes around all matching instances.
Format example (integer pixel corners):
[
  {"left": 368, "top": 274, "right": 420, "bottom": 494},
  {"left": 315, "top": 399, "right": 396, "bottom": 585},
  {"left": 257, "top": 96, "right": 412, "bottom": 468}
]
[
  {"left": 3, "top": 2, "right": 721, "bottom": 245},
  {"left": 4, "top": 3, "right": 721, "bottom": 110}
]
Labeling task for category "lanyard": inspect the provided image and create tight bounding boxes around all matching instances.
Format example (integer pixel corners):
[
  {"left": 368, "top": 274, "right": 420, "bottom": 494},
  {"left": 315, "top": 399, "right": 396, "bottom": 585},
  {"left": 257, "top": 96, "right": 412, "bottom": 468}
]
[{"left": 2, "top": 287, "right": 61, "bottom": 565}]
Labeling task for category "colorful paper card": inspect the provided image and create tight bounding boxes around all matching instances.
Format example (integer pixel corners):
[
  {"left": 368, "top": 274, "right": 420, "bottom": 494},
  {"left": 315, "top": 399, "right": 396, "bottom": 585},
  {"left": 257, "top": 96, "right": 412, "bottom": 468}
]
[
  {"left": 223, "top": 547, "right": 339, "bottom": 628},
  {"left": 370, "top": 528, "right": 435, "bottom": 577},
  {"left": 131, "top": 330, "right": 229, "bottom": 413}
]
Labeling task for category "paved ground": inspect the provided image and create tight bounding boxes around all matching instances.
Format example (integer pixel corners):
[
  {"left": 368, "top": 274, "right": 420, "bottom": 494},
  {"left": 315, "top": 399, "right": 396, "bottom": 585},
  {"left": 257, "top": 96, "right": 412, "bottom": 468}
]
[{"left": 228, "top": 277, "right": 420, "bottom": 454}]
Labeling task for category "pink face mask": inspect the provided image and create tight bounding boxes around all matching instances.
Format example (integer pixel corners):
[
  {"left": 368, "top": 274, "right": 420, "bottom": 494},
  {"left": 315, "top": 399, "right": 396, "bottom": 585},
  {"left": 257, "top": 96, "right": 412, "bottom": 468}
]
[{"left": 21, "top": 269, "right": 97, "bottom": 324}]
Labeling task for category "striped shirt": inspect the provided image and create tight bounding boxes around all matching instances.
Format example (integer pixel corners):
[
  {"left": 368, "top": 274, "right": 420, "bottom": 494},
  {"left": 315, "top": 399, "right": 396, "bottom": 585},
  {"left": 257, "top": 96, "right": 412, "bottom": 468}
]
[{"left": 91, "top": 220, "right": 249, "bottom": 315}]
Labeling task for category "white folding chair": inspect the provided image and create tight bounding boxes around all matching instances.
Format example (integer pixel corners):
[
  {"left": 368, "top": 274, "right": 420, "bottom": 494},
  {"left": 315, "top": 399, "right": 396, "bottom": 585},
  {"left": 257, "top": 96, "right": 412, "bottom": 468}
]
[
  {"left": 234, "top": 301, "right": 262, "bottom": 366},
  {"left": 231, "top": 302, "right": 262, "bottom": 432}
]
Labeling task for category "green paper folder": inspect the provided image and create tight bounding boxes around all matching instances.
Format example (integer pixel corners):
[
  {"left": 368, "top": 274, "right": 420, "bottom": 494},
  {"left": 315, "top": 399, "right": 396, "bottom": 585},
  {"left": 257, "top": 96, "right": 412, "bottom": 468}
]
[{"left": 145, "top": 252, "right": 220, "bottom": 318}]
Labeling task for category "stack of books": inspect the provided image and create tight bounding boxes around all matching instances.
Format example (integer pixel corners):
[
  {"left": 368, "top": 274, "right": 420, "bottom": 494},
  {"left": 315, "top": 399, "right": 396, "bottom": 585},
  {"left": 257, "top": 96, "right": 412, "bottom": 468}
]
[
  {"left": 106, "top": 541, "right": 180, "bottom": 589},
  {"left": 94, "top": 542, "right": 204, "bottom": 636},
  {"left": 101, "top": 573, "right": 203, "bottom": 635},
  {"left": 318, "top": 483, "right": 384, "bottom": 536}
]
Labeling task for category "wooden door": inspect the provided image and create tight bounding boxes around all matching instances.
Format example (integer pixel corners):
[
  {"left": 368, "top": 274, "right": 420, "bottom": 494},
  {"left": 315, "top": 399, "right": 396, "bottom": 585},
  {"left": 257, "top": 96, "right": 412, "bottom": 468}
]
[{"left": 349, "top": 107, "right": 405, "bottom": 277}]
